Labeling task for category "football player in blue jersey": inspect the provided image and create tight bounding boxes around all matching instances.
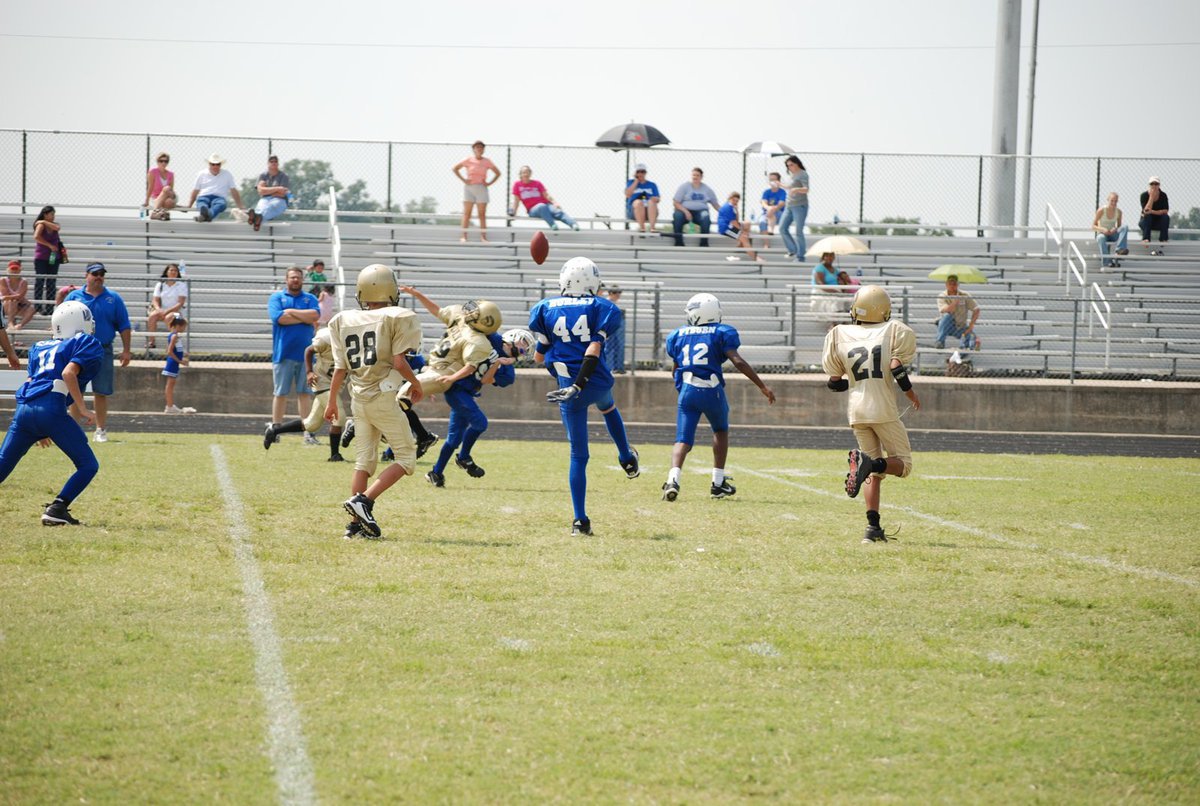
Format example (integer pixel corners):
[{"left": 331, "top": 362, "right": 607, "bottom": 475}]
[
  {"left": 662, "top": 293, "right": 775, "bottom": 501},
  {"left": 425, "top": 328, "right": 531, "bottom": 487},
  {"left": 0, "top": 301, "right": 104, "bottom": 525},
  {"left": 529, "top": 257, "right": 640, "bottom": 536}
]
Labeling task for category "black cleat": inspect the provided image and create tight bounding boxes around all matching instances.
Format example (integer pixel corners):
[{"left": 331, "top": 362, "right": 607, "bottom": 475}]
[
  {"left": 327, "top": 453, "right": 345, "bottom": 462},
  {"left": 426, "top": 470, "right": 445, "bottom": 488},
  {"left": 845, "top": 449, "right": 873, "bottom": 499},
  {"left": 41, "top": 499, "right": 81, "bottom": 526},
  {"left": 572, "top": 518, "right": 593, "bottom": 536},
  {"left": 343, "top": 521, "right": 364, "bottom": 540},
  {"left": 862, "top": 525, "right": 888, "bottom": 544},
  {"left": 662, "top": 480, "right": 680, "bottom": 502},
  {"left": 343, "top": 493, "right": 381, "bottom": 538},
  {"left": 340, "top": 420, "right": 355, "bottom": 449},
  {"left": 416, "top": 432, "right": 440, "bottom": 459},
  {"left": 455, "top": 455, "right": 485, "bottom": 478},
  {"left": 263, "top": 423, "right": 276, "bottom": 450},
  {"left": 381, "top": 447, "right": 394, "bottom": 463},
  {"left": 620, "top": 449, "right": 640, "bottom": 479},
  {"left": 710, "top": 478, "right": 737, "bottom": 499}
]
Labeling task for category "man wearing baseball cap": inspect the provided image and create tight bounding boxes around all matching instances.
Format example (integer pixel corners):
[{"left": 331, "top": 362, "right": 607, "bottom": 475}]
[
  {"left": 625, "top": 164, "right": 660, "bottom": 233},
  {"left": 1139, "top": 176, "right": 1170, "bottom": 254},
  {"left": 186, "top": 153, "right": 244, "bottom": 222},
  {"left": 64, "top": 263, "right": 132, "bottom": 442}
]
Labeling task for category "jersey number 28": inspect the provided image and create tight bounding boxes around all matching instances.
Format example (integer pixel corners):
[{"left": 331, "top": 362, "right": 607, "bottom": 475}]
[{"left": 345, "top": 332, "right": 377, "bottom": 369}]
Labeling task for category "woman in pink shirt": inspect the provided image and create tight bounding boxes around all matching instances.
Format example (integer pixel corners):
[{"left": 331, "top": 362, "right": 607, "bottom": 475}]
[
  {"left": 143, "top": 152, "right": 177, "bottom": 220},
  {"left": 452, "top": 140, "right": 501, "bottom": 242},
  {"left": 510, "top": 166, "right": 580, "bottom": 231}
]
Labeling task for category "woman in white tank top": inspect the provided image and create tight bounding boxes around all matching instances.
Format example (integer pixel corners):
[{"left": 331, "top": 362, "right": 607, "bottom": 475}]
[{"left": 1093, "top": 192, "right": 1128, "bottom": 268}]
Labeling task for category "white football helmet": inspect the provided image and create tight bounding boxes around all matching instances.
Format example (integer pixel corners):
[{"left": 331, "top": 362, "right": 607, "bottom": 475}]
[
  {"left": 502, "top": 327, "right": 536, "bottom": 357},
  {"left": 559, "top": 256, "right": 601, "bottom": 297},
  {"left": 685, "top": 293, "right": 722, "bottom": 325},
  {"left": 52, "top": 301, "right": 95, "bottom": 339}
]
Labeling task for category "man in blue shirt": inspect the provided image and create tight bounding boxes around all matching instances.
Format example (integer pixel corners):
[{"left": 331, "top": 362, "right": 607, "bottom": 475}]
[
  {"left": 0, "top": 301, "right": 103, "bottom": 525},
  {"left": 529, "top": 257, "right": 640, "bottom": 536},
  {"left": 64, "top": 263, "right": 132, "bottom": 443},
  {"left": 624, "top": 164, "right": 660, "bottom": 233},
  {"left": 662, "top": 293, "right": 775, "bottom": 501},
  {"left": 268, "top": 266, "right": 321, "bottom": 441}
]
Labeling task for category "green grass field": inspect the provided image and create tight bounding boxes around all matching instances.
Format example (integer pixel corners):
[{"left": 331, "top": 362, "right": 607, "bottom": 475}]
[{"left": 1, "top": 432, "right": 1198, "bottom": 803}]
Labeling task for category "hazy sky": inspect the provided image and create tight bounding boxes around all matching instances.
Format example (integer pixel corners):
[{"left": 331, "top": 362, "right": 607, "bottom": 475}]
[{"left": 2, "top": 0, "right": 1198, "bottom": 158}]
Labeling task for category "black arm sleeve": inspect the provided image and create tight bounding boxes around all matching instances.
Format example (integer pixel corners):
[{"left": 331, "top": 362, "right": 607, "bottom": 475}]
[
  {"left": 827, "top": 378, "right": 849, "bottom": 392},
  {"left": 890, "top": 364, "right": 913, "bottom": 392},
  {"left": 571, "top": 354, "right": 601, "bottom": 391}
]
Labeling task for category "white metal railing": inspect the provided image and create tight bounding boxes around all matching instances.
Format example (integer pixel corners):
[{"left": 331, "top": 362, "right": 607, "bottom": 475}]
[
  {"left": 1044, "top": 202, "right": 1064, "bottom": 280},
  {"left": 329, "top": 185, "right": 346, "bottom": 314},
  {"left": 1066, "top": 241, "right": 1088, "bottom": 292},
  {"left": 1088, "top": 282, "right": 1112, "bottom": 368}
]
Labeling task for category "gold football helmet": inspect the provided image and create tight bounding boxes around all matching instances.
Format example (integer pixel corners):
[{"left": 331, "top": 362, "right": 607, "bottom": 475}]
[
  {"left": 850, "top": 285, "right": 892, "bottom": 324},
  {"left": 462, "top": 299, "right": 502, "bottom": 334},
  {"left": 356, "top": 263, "right": 399, "bottom": 307}
]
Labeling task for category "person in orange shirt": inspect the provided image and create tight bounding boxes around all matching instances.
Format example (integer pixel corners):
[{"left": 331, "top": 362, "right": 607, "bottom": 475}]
[{"left": 452, "top": 140, "right": 501, "bottom": 243}]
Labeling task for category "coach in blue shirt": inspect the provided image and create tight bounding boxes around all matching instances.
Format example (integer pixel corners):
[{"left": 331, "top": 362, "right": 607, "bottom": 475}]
[
  {"left": 65, "top": 262, "right": 131, "bottom": 443},
  {"left": 268, "top": 265, "right": 321, "bottom": 433}
]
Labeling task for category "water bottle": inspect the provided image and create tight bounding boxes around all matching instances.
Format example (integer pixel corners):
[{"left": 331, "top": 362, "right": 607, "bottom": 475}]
[
  {"left": 685, "top": 222, "right": 699, "bottom": 235},
  {"left": 178, "top": 261, "right": 187, "bottom": 276},
  {"left": 139, "top": 207, "right": 146, "bottom": 219},
  {"left": 286, "top": 192, "right": 295, "bottom": 207}
]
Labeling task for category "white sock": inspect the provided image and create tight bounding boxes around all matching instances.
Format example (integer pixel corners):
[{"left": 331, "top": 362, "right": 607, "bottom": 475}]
[
  {"left": 667, "top": 467, "right": 681, "bottom": 485},
  {"left": 712, "top": 468, "right": 725, "bottom": 484}
]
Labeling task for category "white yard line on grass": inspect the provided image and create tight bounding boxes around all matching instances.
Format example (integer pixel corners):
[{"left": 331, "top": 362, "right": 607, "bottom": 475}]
[
  {"left": 211, "top": 446, "right": 318, "bottom": 806},
  {"left": 731, "top": 464, "right": 1200, "bottom": 590}
]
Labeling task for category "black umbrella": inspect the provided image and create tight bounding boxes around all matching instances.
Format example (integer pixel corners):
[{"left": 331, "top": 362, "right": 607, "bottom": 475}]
[{"left": 595, "top": 122, "right": 671, "bottom": 150}]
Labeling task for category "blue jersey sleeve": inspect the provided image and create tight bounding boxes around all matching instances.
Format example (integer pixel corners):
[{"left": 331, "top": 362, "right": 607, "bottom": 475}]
[
  {"left": 717, "top": 324, "right": 742, "bottom": 356},
  {"left": 15, "top": 334, "right": 104, "bottom": 404}
]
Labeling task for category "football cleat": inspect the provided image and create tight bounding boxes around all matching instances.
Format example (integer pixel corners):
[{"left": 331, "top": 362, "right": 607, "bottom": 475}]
[
  {"left": 302, "top": 432, "right": 320, "bottom": 446},
  {"left": 343, "top": 521, "right": 364, "bottom": 540},
  {"left": 381, "top": 447, "right": 394, "bottom": 463},
  {"left": 93, "top": 428, "right": 108, "bottom": 443},
  {"left": 862, "top": 525, "right": 889, "bottom": 544},
  {"left": 262, "top": 424, "right": 275, "bottom": 451},
  {"left": 571, "top": 518, "right": 593, "bottom": 536},
  {"left": 327, "top": 453, "right": 345, "bottom": 463},
  {"left": 41, "top": 499, "right": 81, "bottom": 526},
  {"left": 340, "top": 420, "right": 355, "bottom": 449},
  {"left": 662, "top": 481, "right": 680, "bottom": 502},
  {"left": 455, "top": 455, "right": 485, "bottom": 478},
  {"left": 425, "top": 470, "right": 445, "bottom": 488},
  {"left": 620, "top": 449, "right": 640, "bottom": 479},
  {"left": 710, "top": 478, "right": 737, "bottom": 499},
  {"left": 845, "top": 449, "right": 873, "bottom": 499},
  {"left": 416, "top": 432, "right": 440, "bottom": 459},
  {"left": 343, "top": 493, "right": 381, "bottom": 538}
]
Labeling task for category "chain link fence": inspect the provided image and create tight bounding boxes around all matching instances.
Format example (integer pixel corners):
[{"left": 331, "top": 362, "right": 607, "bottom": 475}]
[{"left": 4, "top": 129, "right": 1197, "bottom": 236}]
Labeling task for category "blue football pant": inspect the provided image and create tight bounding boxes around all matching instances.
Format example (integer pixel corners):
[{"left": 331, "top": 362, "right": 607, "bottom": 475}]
[
  {"left": 0, "top": 401, "right": 99, "bottom": 505},
  {"left": 556, "top": 380, "right": 634, "bottom": 521},
  {"left": 433, "top": 387, "right": 488, "bottom": 474}
]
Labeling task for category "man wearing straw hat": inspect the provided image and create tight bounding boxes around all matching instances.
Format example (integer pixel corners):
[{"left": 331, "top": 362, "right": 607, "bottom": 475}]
[{"left": 186, "top": 153, "right": 244, "bottom": 222}]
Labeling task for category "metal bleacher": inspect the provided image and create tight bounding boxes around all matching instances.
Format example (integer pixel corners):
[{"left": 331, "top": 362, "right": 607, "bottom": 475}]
[{"left": 2, "top": 210, "right": 1198, "bottom": 379}]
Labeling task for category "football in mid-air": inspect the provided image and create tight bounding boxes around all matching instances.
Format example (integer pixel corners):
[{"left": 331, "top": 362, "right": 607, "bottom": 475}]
[{"left": 530, "top": 231, "right": 550, "bottom": 265}]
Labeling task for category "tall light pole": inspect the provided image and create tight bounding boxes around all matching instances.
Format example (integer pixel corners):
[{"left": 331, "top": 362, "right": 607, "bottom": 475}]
[
  {"left": 988, "top": 0, "right": 1021, "bottom": 236},
  {"left": 1019, "top": 0, "right": 1041, "bottom": 236}
]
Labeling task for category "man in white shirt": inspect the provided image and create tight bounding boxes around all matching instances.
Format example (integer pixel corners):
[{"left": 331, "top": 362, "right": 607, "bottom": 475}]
[{"left": 186, "top": 153, "right": 244, "bottom": 222}]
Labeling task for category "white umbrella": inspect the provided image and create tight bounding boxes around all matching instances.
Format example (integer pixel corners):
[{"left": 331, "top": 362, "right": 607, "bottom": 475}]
[
  {"left": 742, "top": 141, "right": 796, "bottom": 156},
  {"left": 806, "top": 235, "right": 870, "bottom": 257}
]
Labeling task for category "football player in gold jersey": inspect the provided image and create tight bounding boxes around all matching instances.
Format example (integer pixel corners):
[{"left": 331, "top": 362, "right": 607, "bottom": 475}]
[
  {"left": 262, "top": 326, "right": 347, "bottom": 461},
  {"left": 325, "top": 264, "right": 424, "bottom": 539},
  {"left": 396, "top": 286, "right": 502, "bottom": 405},
  {"left": 822, "top": 285, "right": 920, "bottom": 544}
]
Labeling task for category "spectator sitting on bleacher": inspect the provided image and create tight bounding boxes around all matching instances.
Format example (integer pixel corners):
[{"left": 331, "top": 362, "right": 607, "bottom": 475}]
[
  {"left": 759, "top": 172, "right": 786, "bottom": 234},
  {"left": 672, "top": 168, "right": 720, "bottom": 247},
  {"left": 625, "top": 164, "right": 660, "bottom": 233},
  {"left": 810, "top": 252, "right": 843, "bottom": 329},
  {"left": 1139, "top": 176, "right": 1170, "bottom": 255},
  {"left": 935, "top": 274, "right": 981, "bottom": 351},
  {"left": 1, "top": 260, "right": 35, "bottom": 332},
  {"left": 1093, "top": 191, "right": 1129, "bottom": 268},
  {"left": 249, "top": 155, "right": 290, "bottom": 231},
  {"left": 306, "top": 259, "right": 327, "bottom": 293},
  {"left": 187, "top": 153, "right": 244, "bottom": 223},
  {"left": 510, "top": 166, "right": 580, "bottom": 231},
  {"left": 146, "top": 263, "right": 188, "bottom": 351},
  {"left": 143, "top": 152, "right": 176, "bottom": 221},
  {"left": 716, "top": 192, "right": 763, "bottom": 263},
  {"left": 0, "top": 296, "right": 19, "bottom": 369}
]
